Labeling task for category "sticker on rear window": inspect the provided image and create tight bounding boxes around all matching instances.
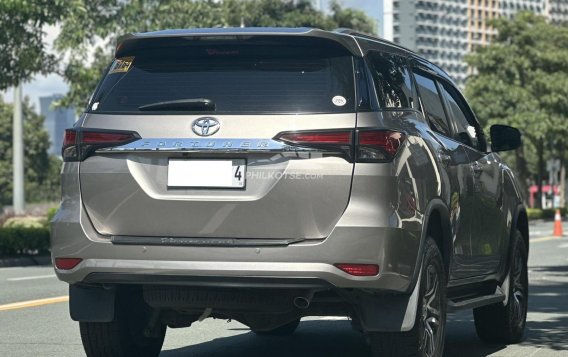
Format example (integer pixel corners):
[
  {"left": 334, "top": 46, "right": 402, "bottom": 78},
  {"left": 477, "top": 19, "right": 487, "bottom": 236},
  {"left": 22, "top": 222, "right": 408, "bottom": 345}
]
[
  {"left": 109, "top": 56, "right": 135, "bottom": 74},
  {"left": 332, "top": 95, "right": 347, "bottom": 106}
]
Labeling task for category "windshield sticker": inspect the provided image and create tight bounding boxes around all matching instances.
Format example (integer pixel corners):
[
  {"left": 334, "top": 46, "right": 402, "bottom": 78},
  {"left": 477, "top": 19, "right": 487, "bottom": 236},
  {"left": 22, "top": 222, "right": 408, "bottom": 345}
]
[
  {"left": 109, "top": 56, "right": 135, "bottom": 74},
  {"left": 332, "top": 95, "right": 347, "bottom": 106}
]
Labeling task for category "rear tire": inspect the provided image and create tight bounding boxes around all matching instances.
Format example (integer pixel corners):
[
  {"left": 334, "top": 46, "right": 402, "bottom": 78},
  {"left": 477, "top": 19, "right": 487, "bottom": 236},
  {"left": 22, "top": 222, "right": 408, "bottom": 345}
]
[
  {"left": 474, "top": 230, "right": 528, "bottom": 344},
  {"left": 252, "top": 319, "right": 300, "bottom": 336},
  {"left": 368, "top": 237, "right": 447, "bottom": 357},
  {"left": 79, "top": 288, "right": 166, "bottom": 357}
]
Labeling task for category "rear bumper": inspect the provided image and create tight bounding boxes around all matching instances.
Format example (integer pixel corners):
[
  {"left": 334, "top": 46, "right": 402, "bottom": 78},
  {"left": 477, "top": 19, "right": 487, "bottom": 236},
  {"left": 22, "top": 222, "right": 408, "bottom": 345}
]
[
  {"left": 51, "top": 163, "right": 422, "bottom": 294},
  {"left": 52, "top": 204, "right": 420, "bottom": 293}
]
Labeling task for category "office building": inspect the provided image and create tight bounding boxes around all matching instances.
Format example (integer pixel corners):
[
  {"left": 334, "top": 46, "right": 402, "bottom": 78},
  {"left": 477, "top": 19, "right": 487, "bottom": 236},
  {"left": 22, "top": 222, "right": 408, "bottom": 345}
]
[
  {"left": 39, "top": 95, "right": 76, "bottom": 157},
  {"left": 384, "top": 0, "right": 568, "bottom": 86}
]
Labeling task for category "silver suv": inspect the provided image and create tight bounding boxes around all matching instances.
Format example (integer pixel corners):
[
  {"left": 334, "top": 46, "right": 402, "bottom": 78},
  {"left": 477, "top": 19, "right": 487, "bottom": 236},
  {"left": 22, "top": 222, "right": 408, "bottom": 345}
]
[{"left": 51, "top": 28, "right": 529, "bottom": 357}]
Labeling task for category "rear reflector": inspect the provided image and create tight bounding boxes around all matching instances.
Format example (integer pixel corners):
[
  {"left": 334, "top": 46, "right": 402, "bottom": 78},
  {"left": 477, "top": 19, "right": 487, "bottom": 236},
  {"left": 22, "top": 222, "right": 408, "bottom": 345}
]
[
  {"left": 55, "top": 258, "right": 83, "bottom": 270},
  {"left": 335, "top": 263, "right": 380, "bottom": 276}
]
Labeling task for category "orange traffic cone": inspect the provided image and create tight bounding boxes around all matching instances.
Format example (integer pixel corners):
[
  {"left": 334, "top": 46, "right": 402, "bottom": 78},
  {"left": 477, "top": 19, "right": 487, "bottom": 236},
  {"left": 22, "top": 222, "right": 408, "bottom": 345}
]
[{"left": 553, "top": 209, "right": 563, "bottom": 237}]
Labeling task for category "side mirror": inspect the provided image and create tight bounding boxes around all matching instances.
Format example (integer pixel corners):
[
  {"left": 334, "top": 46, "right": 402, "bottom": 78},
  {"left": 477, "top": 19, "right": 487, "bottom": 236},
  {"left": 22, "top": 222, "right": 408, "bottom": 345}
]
[{"left": 490, "top": 125, "right": 522, "bottom": 152}]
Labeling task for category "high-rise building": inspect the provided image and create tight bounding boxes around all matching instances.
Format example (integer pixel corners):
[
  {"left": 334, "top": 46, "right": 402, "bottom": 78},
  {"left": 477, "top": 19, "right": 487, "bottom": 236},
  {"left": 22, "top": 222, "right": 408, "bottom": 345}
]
[
  {"left": 39, "top": 95, "right": 76, "bottom": 157},
  {"left": 384, "top": 0, "right": 568, "bottom": 86},
  {"left": 542, "top": 0, "right": 568, "bottom": 24}
]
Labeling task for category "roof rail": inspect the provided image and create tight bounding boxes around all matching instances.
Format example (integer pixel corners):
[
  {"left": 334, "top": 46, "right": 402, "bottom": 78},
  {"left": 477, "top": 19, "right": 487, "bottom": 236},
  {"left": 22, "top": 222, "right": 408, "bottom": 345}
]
[
  {"left": 336, "top": 28, "right": 417, "bottom": 54},
  {"left": 333, "top": 28, "right": 373, "bottom": 37}
]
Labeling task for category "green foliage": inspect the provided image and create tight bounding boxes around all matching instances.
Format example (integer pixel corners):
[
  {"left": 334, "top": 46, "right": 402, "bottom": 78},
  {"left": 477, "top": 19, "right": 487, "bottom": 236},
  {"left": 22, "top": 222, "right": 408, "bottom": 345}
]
[
  {"left": 465, "top": 12, "right": 568, "bottom": 200},
  {"left": 47, "top": 206, "right": 59, "bottom": 223},
  {"left": 2, "top": 216, "right": 45, "bottom": 229},
  {"left": 56, "top": 0, "right": 377, "bottom": 112},
  {"left": 0, "top": 98, "right": 61, "bottom": 206},
  {"left": 0, "top": 0, "right": 68, "bottom": 89},
  {"left": 0, "top": 226, "right": 50, "bottom": 256},
  {"left": 526, "top": 207, "right": 567, "bottom": 220}
]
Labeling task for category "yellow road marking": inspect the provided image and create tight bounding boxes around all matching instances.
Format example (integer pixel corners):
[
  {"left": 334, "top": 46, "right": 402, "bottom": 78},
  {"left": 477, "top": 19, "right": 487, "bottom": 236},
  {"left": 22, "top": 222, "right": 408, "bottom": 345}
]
[
  {"left": 0, "top": 296, "right": 68, "bottom": 312},
  {"left": 530, "top": 236, "right": 565, "bottom": 243}
]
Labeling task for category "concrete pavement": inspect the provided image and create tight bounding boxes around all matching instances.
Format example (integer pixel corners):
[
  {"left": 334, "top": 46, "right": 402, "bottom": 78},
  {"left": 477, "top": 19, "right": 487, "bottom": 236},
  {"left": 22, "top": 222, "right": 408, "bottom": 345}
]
[{"left": 0, "top": 225, "right": 567, "bottom": 356}]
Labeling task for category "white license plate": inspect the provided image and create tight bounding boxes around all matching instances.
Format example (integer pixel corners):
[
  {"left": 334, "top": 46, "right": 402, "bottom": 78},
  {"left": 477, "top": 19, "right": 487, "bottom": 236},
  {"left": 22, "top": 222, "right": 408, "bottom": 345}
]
[{"left": 167, "top": 159, "right": 246, "bottom": 188}]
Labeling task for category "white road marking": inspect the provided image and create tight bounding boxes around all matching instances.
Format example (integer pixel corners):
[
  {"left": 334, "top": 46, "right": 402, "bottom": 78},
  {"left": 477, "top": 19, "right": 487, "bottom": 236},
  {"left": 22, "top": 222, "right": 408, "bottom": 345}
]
[
  {"left": 318, "top": 317, "right": 349, "bottom": 321},
  {"left": 558, "top": 243, "right": 568, "bottom": 248},
  {"left": 7, "top": 274, "right": 56, "bottom": 282}
]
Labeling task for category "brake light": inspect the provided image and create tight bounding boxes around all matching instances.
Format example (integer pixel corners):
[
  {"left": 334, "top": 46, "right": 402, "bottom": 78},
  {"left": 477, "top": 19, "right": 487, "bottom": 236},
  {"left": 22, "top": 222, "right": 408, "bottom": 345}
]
[
  {"left": 81, "top": 131, "right": 137, "bottom": 144},
  {"left": 273, "top": 129, "right": 405, "bottom": 163},
  {"left": 335, "top": 263, "right": 380, "bottom": 276},
  {"left": 356, "top": 130, "right": 405, "bottom": 162},
  {"left": 276, "top": 131, "right": 352, "bottom": 145},
  {"left": 55, "top": 258, "right": 83, "bottom": 270},
  {"left": 62, "top": 129, "right": 140, "bottom": 162},
  {"left": 274, "top": 130, "right": 353, "bottom": 160},
  {"left": 63, "top": 130, "right": 77, "bottom": 147}
]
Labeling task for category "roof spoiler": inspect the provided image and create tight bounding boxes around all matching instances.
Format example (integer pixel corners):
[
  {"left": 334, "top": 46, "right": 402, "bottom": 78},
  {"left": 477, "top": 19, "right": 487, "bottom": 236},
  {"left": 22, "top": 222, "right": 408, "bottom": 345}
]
[{"left": 114, "top": 27, "right": 363, "bottom": 58}]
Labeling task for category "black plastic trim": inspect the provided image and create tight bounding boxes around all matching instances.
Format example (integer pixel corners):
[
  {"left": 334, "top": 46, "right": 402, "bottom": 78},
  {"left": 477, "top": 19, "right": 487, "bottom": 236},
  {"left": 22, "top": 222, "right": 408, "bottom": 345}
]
[{"left": 83, "top": 273, "right": 335, "bottom": 290}]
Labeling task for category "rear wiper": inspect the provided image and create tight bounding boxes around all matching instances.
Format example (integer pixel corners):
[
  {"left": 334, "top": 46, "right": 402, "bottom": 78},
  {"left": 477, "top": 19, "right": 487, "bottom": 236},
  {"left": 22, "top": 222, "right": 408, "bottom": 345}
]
[{"left": 138, "top": 98, "right": 215, "bottom": 111}]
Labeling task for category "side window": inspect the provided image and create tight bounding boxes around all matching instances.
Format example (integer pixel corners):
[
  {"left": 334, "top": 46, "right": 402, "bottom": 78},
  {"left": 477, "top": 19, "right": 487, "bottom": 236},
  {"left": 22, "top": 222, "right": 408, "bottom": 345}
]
[
  {"left": 366, "top": 52, "right": 413, "bottom": 109},
  {"left": 413, "top": 71, "right": 450, "bottom": 136},
  {"left": 439, "top": 83, "right": 486, "bottom": 151}
]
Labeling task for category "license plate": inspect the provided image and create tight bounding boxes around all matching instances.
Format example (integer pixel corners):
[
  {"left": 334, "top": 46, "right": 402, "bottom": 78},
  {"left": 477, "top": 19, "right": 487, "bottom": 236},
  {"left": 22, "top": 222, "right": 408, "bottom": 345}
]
[{"left": 167, "top": 159, "right": 246, "bottom": 188}]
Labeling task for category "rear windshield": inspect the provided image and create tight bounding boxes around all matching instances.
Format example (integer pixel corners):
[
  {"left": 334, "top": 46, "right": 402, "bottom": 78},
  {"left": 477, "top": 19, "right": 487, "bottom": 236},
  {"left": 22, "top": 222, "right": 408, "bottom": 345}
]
[{"left": 88, "top": 38, "right": 355, "bottom": 114}]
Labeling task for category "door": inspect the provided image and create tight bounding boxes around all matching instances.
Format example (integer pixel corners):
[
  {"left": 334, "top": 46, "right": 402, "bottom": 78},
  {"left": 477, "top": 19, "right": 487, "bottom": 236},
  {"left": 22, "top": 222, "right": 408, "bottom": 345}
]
[
  {"left": 439, "top": 81, "right": 504, "bottom": 276},
  {"left": 412, "top": 68, "right": 475, "bottom": 280},
  {"left": 78, "top": 37, "right": 358, "bottom": 241}
]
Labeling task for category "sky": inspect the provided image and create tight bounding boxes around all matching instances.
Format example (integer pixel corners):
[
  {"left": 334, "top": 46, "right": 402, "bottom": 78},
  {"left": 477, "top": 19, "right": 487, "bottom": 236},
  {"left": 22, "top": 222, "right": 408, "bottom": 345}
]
[{"left": 3, "top": 1, "right": 384, "bottom": 113}]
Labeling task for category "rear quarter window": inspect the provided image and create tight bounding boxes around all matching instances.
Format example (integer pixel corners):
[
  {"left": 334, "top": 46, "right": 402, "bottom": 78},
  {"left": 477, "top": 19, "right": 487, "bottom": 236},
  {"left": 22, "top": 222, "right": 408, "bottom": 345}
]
[{"left": 366, "top": 51, "right": 414, "bottom": 109}]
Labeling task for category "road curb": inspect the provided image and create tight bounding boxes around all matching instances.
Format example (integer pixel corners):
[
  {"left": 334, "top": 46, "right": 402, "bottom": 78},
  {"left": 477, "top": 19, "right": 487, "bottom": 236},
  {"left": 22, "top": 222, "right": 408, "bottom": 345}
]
[{"left": 0, "top": 256, "right": 51, "bottom": 268}]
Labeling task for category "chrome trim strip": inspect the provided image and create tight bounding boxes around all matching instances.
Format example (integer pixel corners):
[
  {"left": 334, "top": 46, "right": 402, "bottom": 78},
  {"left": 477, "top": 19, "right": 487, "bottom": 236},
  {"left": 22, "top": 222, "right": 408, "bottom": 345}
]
[
  {"left": 96, "top": 138, "right": 333, "bottom": 153},
  {"left": 112, "top": 235, "right": 308, "bottom": 247}
]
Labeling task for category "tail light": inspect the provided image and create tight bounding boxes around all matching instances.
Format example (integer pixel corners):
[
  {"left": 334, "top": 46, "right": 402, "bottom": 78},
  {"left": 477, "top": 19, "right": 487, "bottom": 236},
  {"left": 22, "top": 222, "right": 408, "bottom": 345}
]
[
  {"left": 273, "top": 129, "right": 405, "bottom": 162},
  {"left": 356, "top": 130, "right": 406, "bottom": 162},
  {"left": 274, "top": 130, "right": 353, "bottom": 160},
  {"left": 275, "top": 131, "right": 352, "bottom": 146},
  {"left": 62, "top": 128, "right": 140, "bottom": 162}
]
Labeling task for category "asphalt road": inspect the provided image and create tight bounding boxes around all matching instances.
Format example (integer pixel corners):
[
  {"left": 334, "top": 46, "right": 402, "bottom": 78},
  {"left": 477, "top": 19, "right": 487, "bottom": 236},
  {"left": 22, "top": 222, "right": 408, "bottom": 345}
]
[{"left": 1, "top": 222, "right": 567, "bottom": 356}]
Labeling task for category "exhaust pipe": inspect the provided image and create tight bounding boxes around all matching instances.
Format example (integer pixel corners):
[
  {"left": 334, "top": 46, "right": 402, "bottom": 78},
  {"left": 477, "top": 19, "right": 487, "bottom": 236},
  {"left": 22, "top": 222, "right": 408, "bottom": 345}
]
[{"left": 293, "top": 292, "right": 314, "bottom": 309}]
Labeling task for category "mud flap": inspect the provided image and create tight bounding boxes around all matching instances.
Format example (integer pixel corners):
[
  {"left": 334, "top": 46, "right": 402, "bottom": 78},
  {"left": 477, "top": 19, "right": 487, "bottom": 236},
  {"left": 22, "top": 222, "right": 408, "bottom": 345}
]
[
  {"left": 69, "top": 284, "right": 116, "bottom": 322},
  {"left": 353, "top": 271, "right": 421, "bottom": 332}
]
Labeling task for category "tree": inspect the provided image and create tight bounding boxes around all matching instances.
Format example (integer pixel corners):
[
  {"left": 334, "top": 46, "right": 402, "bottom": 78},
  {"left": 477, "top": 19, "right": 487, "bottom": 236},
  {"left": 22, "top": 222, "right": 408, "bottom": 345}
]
[
  {"left": 465, "top": 12, "right": 568, "bottom": 207},
  {"left": 55, "top": 0, "right": 377, "bottom": 111},
  {"left": 0, "top": 0, "right": 67, "bottom": 89},
  {"left": 0, "top": 98, "right": 60, "bottom": 206}
]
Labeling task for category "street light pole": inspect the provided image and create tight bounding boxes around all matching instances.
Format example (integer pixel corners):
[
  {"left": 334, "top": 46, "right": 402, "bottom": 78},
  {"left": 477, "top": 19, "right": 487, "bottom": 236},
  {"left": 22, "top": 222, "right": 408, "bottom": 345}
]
[{"left": 12, "top": 83, "right": 25, "bottom": 215}]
